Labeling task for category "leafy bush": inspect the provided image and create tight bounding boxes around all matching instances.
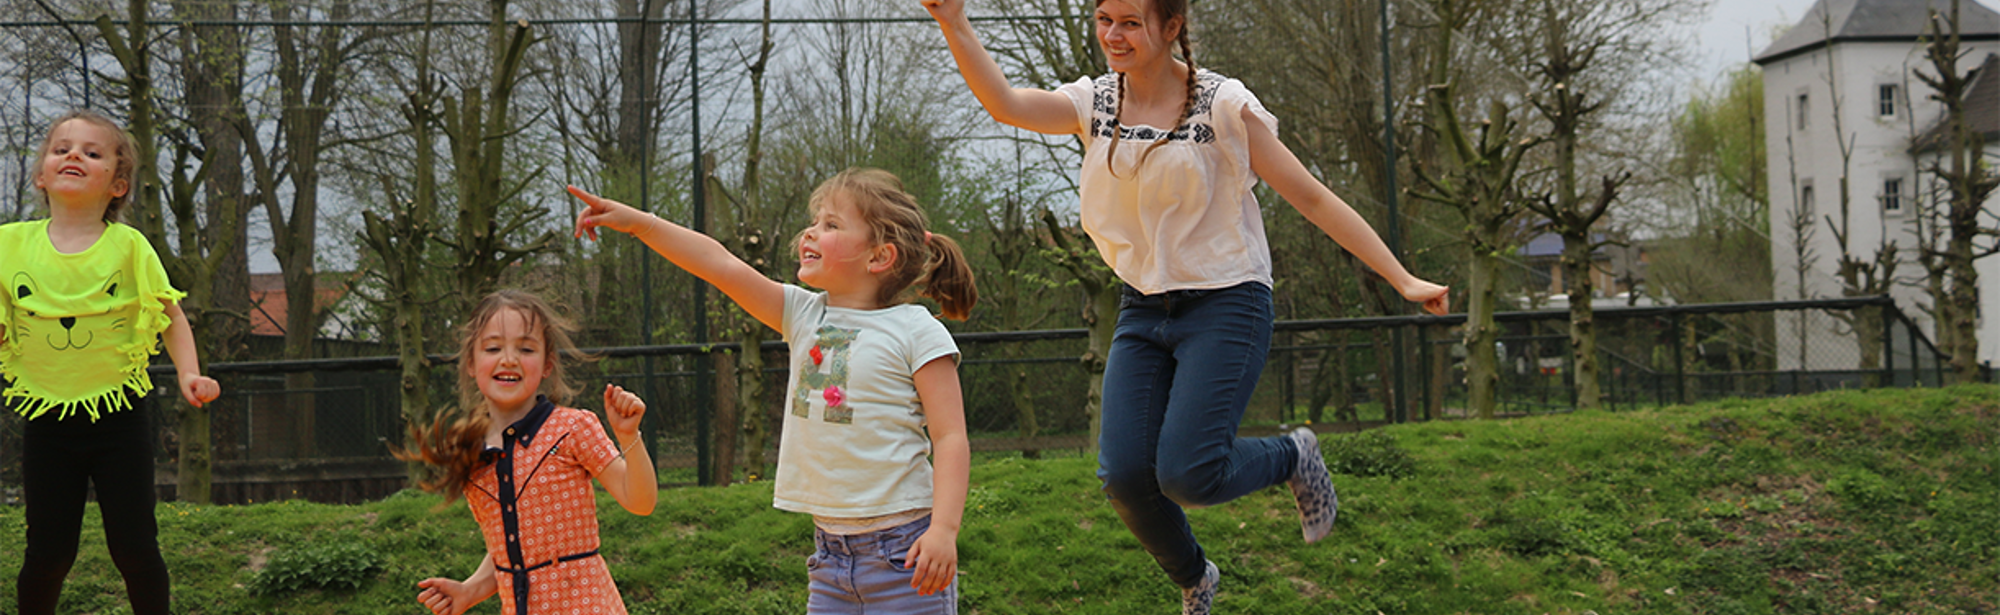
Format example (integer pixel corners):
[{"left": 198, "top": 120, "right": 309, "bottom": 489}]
[
  {"left": 248, "top": 540, "right": 386, "bottom": 595},
  {"left": 1827, "top": 468, "right": 1906, "bottom": 513},
  {"left": 1320, "top": 429, "right": 1417, "bottom": 479}
]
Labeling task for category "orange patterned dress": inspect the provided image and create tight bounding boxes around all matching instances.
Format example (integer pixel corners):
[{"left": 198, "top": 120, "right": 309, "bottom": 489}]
[{"left": 465, "top": 397, "right": 628, "bottom": 615}]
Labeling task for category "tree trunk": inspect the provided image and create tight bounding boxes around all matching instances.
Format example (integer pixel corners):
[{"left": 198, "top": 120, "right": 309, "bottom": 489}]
[
  {"left": 1007, "top": 351, "right": 1041, "bottom": 459},
  {"left": 737, "top": 326, "right": 771, "bottom": 478},
  {"left": 711, "top": 349, "right": 739, "bottom": 486},
  {"left": 1082, "top": 283, "right": 1120, "bottom": 453},
  {"left": 1561, "top": 232, "right": 1600, "bottom": 408},
  {"left": 1466, "top": 253, "right": 1502, "bottom": 418},
  {"left": 173, "top": 0, "right": 251, "bottom": 501}
]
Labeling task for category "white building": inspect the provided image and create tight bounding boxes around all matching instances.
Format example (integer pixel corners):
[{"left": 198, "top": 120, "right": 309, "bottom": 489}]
[{"left": 1756, "top": 0, "right": 2000, "bottom": 369}]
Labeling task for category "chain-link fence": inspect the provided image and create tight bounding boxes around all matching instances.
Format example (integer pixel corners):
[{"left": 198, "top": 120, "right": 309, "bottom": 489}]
[{"left": 0, "top": 295, "right": 1962, "bottom": 505}]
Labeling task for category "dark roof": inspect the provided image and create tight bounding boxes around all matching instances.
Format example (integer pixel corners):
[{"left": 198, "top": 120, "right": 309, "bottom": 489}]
[
  {"left": 1914, "top": 53, "right": 2000, "bottom": 152},
  {"left": 1753, "top": 0, "right": 2000, "bottom": 65},
  {"left": 1517, "top": 232, "right": 1611, "bottom": 258}
]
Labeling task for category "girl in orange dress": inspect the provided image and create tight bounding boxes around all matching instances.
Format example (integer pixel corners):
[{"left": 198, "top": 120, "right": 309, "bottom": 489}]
[{"left": 398, "top": 290, "right": 657, "bottom": 615}]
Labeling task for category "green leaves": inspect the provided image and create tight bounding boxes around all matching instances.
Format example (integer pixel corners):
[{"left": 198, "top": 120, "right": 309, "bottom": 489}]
[{"left": 248, "top": 540, "right": 387, "bottom": 595}]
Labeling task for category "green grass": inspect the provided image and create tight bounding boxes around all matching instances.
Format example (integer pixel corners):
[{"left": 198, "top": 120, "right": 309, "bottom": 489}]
[{"left": 3, "top": 385, "right": 1996, "bottom": 614}]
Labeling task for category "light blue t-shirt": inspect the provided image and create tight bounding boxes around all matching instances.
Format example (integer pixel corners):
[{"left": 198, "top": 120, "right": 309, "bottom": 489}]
[{"left": 771, "top": 285, "right": 959, "bottom": 518}]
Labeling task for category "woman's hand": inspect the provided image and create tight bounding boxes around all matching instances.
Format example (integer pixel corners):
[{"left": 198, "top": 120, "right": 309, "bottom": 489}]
[
  {"left": 1402, "top": 280, "right": 1450, "bottom": 316},
  {"left": 570, "top": 185, "right": 655, "bottom": 241},
  {"left": 603, "top": 383, "right": 645, "bottom": 439},
  {"left": 919, "top": 0, "right": 967, "bottom": 26},
  {"left": 179, "top": 373, "right": 220, "bottom": 407},
  {"left": 905, "top": 525, "right": 959, "bottom": 596}
]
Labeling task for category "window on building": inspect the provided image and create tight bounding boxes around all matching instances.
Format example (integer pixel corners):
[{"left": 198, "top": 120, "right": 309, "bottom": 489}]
[
  {"left": 1802, "top": 184, "right": 1816, "bottom": 210},
  {"left": 1883, "top": 177, "right": 1904, "bottom": 213},
  {"left": 1798, "top": 92, "right": 1810, "bottom": 129},
  {"left": 1879, "top": 83, "right": 1899, "bottom": 117}
]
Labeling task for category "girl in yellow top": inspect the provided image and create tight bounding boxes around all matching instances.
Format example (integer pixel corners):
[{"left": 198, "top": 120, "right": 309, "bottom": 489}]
[{"left": 1, "top": 110, "right": 221, "bottom": 615}]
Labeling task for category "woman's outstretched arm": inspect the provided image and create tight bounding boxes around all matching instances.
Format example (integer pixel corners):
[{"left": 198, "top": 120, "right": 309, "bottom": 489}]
[
  {"left": 923, "top": 0, "right": 1082, "bottom": 135},
  {"left": 1244, "top": 108, "right": 1450, "bottom": 315}
]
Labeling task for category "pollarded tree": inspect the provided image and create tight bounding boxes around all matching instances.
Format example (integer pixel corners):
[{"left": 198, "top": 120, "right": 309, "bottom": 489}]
[
  {"left": 237, "top": 0, "right": 384, "bottom": 457},
  {"left": 1410, "top": 95, "right": 1542, "bottom": 419},
  {"left": 95, "top": 2, "right": 249, "bottom": 503},
  {"left": 964, "top": 0, "right": 1120, "bottom": 449},
  {"left": 359, "top": 9, "right": 451, "bottom": 459},
  {"left": 1912, "top": 0, "right": 2000, "bottom": 384},
  {"left": 1512, "top": 0, "right": 1700, "bottom": 409},
  {"left": 1406, "top": 0, "right": 1541, "bottom": 419},
  {"left": 440, "top": 9, "right": 561, "bottom": 304}
]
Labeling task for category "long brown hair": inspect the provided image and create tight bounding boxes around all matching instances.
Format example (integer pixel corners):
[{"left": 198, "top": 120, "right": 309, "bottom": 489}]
[
  {"left": 394, "top": 290, "right": 591, "bottom": 503},
  {"left": 794, "top": 168, "right": 979, "bottom": 320},
  {"left": 35, "top": 109, "right": 139, "bottom": 223},
  {"left": 1100, "top": 0, "right": 1198, "bottom": 178}
]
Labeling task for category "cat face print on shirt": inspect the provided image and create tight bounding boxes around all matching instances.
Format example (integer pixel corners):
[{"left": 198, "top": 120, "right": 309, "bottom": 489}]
[{"left": 8, "top": 270, "right": 131, "bottom": 352}]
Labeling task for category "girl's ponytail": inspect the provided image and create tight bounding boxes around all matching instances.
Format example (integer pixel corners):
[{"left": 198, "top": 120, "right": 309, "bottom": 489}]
[
  {"left": 393, "top": 404, "right": 492, "bottom": 505},
  {"left": 810, "top": 168, "right": 980, "bottom": 321},
  {"left": 919, "top": 232, "right": 978, "bottom": 321}
]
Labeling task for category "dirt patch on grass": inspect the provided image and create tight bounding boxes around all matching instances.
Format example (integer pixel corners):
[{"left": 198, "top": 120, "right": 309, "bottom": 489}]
[
  {"left": 245, "top": 545, "right": 276, "bottom": 573},
  {"left": 662, "top": 523, "right": 703, "bottom": 539},
  {"left": 1708, "top": 474, "right": 1847, "bottom": 541}
]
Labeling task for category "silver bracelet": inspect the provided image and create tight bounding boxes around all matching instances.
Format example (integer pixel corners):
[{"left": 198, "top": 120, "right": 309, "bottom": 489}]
[{"left": 616, "top": 433, "right": 644, "bottom": 459}]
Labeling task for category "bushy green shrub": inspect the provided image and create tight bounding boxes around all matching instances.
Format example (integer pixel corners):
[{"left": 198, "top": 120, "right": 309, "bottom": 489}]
[
  {"left": 1320, "top": 429, "right": 1417, "bottom": 479},
  {"left": 248, "top": 540, "right": 386, "bottom": 595}
]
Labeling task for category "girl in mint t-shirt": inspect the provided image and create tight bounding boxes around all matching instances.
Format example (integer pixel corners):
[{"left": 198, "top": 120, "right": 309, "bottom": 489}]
[
  {"left": 1, "top": 110, "right": 221, "bottom": 615},
  {"left": 570, "top": 168, "right": 978, "bottom": 614}
]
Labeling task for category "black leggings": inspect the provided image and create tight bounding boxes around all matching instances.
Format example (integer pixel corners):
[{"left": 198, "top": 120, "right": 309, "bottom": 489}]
[{"left": 16, "top": 405, "right": 171, "bottom": 615}]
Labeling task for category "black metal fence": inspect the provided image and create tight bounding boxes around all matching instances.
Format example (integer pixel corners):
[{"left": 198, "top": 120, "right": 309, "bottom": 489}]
[{"left": 0, "top": 296, "right": 1960, "bottom": 505}]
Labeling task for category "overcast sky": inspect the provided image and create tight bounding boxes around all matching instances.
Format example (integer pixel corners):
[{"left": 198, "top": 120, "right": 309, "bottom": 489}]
[{"left": 1691, "top": 0, "right": 1820, "bottom": 81}]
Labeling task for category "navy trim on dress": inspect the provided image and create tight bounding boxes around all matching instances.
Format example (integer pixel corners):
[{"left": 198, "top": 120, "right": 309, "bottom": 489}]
[{"left": 485, "top": 395, "right": 592, "bottom": 615}]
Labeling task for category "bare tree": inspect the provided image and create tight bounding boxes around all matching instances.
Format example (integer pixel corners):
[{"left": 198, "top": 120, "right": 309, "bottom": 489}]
[
  {"left": 1406, "top": 0, "right": 1541, "bottom": 419},
  {"left": 235, "top": 0, "right": 381, "bottom": 458},
  {"left": 361, "top": 2, "right": 450, "bottom": 466},
  {"left": 1812, "top": 7, "right": 1897, "bottom": 378},
  {"left": 706, "top": 0, "right": 781, "bottom": 483},
  {"left": 1913, "top": 0, "right": 2000, "bottom": 383},
  {"left": 1513, "top": 0, "right": 1696, "bottom": 409},
  {"left": 439, "top": 9, "right": 560, "bottom": 303},
  {"left": 963, "top": 0, "right": 1119, "bottom": 448},
  {"left": 95, "top": 1, "right": 248, "bottom": 503}
]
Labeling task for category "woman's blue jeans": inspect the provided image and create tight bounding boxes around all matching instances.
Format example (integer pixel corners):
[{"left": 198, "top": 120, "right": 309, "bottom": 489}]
[{"left": 1096, "top": 282, "right": 1299, "bottom": 588}]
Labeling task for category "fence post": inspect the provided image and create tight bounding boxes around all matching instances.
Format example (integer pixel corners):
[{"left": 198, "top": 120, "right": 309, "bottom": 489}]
[
  {"left": 1670, "top": 311, "right": 1686, "bottom": 405},
  {"left": 1880, "top": 302, "right": 1895, "bottom": 388},
  {"left": 1280, "top": 331, "right": 1294, "bottom": 425},
  {"left": 1417, "top": 324, "right": 1432, "bottom": 421},
  {"left": 1391, "top": 326, "right": 1407, "bottom": 424}
]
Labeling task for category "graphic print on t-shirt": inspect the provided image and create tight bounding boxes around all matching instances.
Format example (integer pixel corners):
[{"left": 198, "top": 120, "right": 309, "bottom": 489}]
[
  {"left": 793, "top": 325, "right": 859, "bottom": 424},
  {"left": 9, "top": 270, "right": 131, "bottom": 352}
]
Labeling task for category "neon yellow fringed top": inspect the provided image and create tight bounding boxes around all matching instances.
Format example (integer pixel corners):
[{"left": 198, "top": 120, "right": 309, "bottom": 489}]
[{"left": 0, "top": 219, "right": 184, "bottom": 421}]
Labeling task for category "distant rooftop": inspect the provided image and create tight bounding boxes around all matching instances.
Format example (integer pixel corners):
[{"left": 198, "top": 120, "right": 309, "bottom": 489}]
[
  {"left": 1913, "top": 52, "right": 2000, "bottom": 152},
  {"left": 1753, "top": 0, "right": 2000, "bottom": 65}
]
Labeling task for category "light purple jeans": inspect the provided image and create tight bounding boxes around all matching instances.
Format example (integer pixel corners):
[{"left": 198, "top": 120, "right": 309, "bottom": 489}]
[{"left": 807, "top": 516, "right": 958, "bottom": 614}]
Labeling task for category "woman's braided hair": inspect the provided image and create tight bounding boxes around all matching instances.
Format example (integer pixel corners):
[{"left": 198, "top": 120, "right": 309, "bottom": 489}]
[{"left": 1101, "top": 0, "right": 1197, "bottom": 179}]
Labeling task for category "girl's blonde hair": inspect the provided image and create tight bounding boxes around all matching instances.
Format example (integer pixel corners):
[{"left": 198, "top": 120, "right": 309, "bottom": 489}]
[
  {"left": 395, "top": 290, "right": 591, "bottom": 503},
  {"left": 1101, "top": 0, "right": 1198, "bottom": 178},
  {"left": 794, "top": 168, "right": 979, "bottom": 320},
  {"left": 35, "top": 109, "right": 140, "bottom": 223}
]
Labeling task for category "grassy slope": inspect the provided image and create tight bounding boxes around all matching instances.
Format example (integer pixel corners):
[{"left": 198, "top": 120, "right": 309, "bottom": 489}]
[{"left": 2, "top": 386, "right": 1995, "bottom": 614}]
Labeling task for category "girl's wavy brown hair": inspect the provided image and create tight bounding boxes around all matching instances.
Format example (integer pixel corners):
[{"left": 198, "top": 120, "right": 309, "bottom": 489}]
[
  {"left": 393, "top": 290, "right": 590, "bottom": 503},
  {"left": 35, "top": 109, "right": 140, "bottom": 223},
  {"left": 792, "top": 168, "right": 979, "bottom": 320}
]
